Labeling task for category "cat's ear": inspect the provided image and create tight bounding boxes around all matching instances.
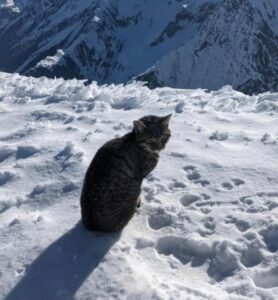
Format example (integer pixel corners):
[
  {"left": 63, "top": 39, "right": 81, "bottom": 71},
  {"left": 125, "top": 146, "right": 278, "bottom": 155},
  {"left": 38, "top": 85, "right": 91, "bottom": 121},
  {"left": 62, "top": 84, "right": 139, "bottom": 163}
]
[
  {"left": 160, "top": 114, "right": 172, "bottom": 127},
  {"left": 133, "top": 120, "right": 146, "bottom": 134}
]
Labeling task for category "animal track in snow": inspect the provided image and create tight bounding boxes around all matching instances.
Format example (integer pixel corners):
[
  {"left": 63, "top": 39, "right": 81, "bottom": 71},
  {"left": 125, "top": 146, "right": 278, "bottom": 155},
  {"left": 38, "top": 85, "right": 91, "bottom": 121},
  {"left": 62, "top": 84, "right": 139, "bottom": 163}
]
[
  {"left": 199, "top": 216, "right": 216, "bottom": 237},
  {"left": 29, "top": 185, "right": 46, "bottom": 198},
  {"left": 187, "top": 170, "right": 201, "bottom": 181},
  {"left": 240, "top": 244, "right": 263, "bottom": 268},
  {"left": 54, "top": 143, "right": 83, "bottom": 171},
  {"left": 183, "top": 165, "right": 196, "bottom": 171},
  {"left": 240, "top": 193, "right": 278, "bottom": 213},
  {"left": 168, "top": 179, "right": 186, "bottom": 191},
  {"left": 16, "top": 146, "right": 40, "bottom": 160},
  {"left": 113, "top": 122, "right": 132, "bottom": 131},
  {"left": 261, "top": 133, "right": 277, "bottom": 145},
  {"left": 195, "top": 179, "right": 210, "bottom": 186},
  {"left": 31, "top": 110, "right": 69, "bottom": 122},
  {"left": 224, "top": 215, "right": 250, "bottom": 232},
  {"left": 180, "top": 194, "right": 201, "bottom": 207},
  {"left": 62, "top": 182, "right": 78, "bottom": 193},
  {"left": 209, "top": 131, "right": 229, "bottom": 141},
  {"left": 207, "top": 241, "right": 240, "bottom": 282},
  {"left": 221, "top": 182, "right": 233, "bottom": 190},
  {"left": 146, "top": 174, "right": 160, "bottom": 182},
  {"left": 183, "top": 166, "right": 210, "bottom": 186},
  {"left": 260, "top": 224, "right": 278, "bottom": 253},
  {"left": 148, "top": 209, "right": 172, "bottom": 230},
  {"left": 77, "top": 116, "right": 96, "bottom": 125},
  {"left": 169, "top": 152, "right": 187, "bottom": 158},
  {"left": 135, "top": 238, "right": 154, "bottom": 250},
  {"left": 30, "top": 182, "right": 77, "bottom": 200},
  {"left": 232, "top": 178, "right": 245, "bottom": 186},
  {"left": 235, "top": 220, "right": 250, "bottom": 232},
  {"left": 0, "top": 148, "right": 14, "bottom": 163}
]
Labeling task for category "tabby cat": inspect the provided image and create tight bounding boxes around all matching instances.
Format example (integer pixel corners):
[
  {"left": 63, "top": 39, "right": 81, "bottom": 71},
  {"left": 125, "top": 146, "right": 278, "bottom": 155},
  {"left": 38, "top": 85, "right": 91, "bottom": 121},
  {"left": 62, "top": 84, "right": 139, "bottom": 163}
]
[{"left": 80, "top": 114, "right": 171, "bottom": 232}]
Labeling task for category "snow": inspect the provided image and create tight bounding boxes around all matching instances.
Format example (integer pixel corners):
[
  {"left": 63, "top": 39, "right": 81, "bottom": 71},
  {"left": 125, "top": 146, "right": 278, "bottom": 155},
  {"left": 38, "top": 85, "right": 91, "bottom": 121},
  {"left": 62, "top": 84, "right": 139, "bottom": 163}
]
[
  {"left": 0, "top": 72, "right": 278, "bottom": 300},
  {"left": 34, "top": 50, "right": 66, "bottom": 69}
]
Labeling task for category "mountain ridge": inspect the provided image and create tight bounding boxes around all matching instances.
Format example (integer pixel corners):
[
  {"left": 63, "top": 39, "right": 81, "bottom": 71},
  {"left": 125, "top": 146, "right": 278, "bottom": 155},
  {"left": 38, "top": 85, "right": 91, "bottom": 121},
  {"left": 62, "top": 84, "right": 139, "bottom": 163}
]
[{"left": 0, "top": 0, "right": 278, "bottom": 94}]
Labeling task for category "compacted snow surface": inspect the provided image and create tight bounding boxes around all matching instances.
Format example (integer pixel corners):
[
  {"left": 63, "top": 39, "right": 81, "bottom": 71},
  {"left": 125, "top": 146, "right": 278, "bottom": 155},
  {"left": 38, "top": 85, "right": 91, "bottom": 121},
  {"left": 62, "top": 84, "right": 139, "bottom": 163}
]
[{"left": 0, "top": 72, "right": 278, "bottom": 300}]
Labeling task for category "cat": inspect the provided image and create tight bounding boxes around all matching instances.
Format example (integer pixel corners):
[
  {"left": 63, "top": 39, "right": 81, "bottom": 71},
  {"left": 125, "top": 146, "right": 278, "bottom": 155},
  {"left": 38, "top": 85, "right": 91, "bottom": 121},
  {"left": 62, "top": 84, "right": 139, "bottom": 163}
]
[{"left": 80, "top": 114, "right": 171, "bottom": 232}]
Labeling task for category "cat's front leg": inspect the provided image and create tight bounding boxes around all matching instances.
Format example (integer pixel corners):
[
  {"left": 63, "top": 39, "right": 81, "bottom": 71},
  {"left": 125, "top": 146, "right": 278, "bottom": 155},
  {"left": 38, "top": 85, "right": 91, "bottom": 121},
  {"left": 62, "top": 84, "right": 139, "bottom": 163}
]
[{"left": 136, "top": 195, "right": 144, "bottom": 208}]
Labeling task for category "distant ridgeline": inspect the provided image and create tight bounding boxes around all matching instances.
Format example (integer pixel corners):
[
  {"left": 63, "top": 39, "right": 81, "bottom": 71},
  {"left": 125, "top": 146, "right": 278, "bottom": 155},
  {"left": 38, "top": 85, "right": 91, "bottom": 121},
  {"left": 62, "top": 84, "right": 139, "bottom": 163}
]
[{"left": 0, "top": 0, "right": 278, "bottom": 94}]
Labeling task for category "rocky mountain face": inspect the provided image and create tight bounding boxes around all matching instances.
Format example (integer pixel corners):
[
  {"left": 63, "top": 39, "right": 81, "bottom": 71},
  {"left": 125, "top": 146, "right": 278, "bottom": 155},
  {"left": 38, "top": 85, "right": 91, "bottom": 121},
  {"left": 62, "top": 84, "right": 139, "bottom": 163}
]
[{"left": 0, "top": 0, "right": 278, "bottom": 94}]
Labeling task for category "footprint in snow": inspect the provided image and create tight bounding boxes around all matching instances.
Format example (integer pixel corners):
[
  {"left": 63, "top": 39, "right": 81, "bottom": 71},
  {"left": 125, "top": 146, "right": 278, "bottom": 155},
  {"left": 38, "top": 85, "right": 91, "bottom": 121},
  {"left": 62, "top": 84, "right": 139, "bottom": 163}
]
[
  {"left": 29, "top": 182, "right": 77, "bottom": 199},
  {"left": 54, "top": 143, "right": 83, "bottom": 171},
  {"left": 156, "top": 236, "right": 239, "bottom": 281},
  {"left": 224, "top": 215, "right": 250, "bottom": 232},
  {"left": 209, "top": 131, "right": 229, "bottom": 141},
  {"left": 198, "top": 216, "right": 216, "bottom": 237},
  {"left": 187, "top": 170, "right": 201, "bottom": 181},
  {"left": 31, "top": 110, "right": 70, "bottom": 122},
  {"left": 183, "top": 165, "right": 210, "bottom": 186},
  {"left": 183, "top": 165, "right": 196, "bottom": 171},
  {"left": 148, "top": 208, "right": 172, "bottom": 230},
  {"left": 235, "top": 220, "right": 250, "bottom": 232},
  {"left": 0, "top": 147, "right": 15, "bottom": 163},
  {"left": 113, "top": 122, "right": 132, "bottom": 131},
  {"left": 232, "top": 178, "right": 245, "bottom": 186},
  {"left": 240, "top": 194, "right": 278, "bottom": 213},
  {"left": 180, "top": 194, "right": 201, "bottom": 207},
  {"left": 240, "top": 243, "right": 263, "bottom": 268},
  {"left": 260, "top": 224, "right": 278, "bottom": 253},
  {"left": 29, "top": 185, "right": 46, "bottom": 198},
  {"left": 16, "top": 146, "right": 40, "bottom": 160},
  {"left": 146, "top": 174, "right": 160, "bottom": 182},
  {"left": 168, "top": 179, "right": 186, "bottom": 191},
  {"left": 169, "top": 152, "right": 187, "bottom": 159},
  {"left": 221, "top": 182, "right": 233, "bottom": 190}
]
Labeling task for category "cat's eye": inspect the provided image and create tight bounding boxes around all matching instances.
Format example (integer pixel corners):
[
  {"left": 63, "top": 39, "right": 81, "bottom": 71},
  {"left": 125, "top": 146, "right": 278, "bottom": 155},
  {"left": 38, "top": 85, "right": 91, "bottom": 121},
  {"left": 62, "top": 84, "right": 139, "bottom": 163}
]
[{"left": 145, "top": 140, "right": 156, "bottom": 146}]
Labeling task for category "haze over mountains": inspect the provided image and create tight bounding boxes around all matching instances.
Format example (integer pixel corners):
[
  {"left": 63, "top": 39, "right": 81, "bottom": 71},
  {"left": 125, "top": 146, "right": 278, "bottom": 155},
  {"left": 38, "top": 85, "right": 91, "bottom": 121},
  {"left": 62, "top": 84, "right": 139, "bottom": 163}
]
[{"left": 0, "top": 0, "right": 278, "bottom": 94}]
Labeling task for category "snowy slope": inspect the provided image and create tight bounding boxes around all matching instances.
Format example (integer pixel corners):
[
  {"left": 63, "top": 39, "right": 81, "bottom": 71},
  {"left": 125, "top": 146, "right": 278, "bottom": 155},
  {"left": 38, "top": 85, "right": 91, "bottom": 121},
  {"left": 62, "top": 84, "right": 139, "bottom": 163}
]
[
  {"left": 0, "top": 72, "right": 278, "bottom": 299},
  {"left": 0, "top": 0, "right": 278, "bottom": 94},
  {"left": 138, "top": 0, "right": 278, "bottom": 94}
]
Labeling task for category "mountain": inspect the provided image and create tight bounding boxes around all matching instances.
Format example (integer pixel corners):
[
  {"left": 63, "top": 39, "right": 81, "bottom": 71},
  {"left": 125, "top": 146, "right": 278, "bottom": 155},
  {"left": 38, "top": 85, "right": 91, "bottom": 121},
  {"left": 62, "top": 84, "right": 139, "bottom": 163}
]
[{"left": 0, "top": 0, "right": 278, "bottom": 94}]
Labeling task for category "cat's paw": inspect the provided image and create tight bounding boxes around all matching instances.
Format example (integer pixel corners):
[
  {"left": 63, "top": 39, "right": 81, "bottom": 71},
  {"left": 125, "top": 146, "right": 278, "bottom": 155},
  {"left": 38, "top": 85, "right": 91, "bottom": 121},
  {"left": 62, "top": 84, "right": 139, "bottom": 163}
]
[{"left": 136, "top": 196, "right": 144, "bottom": 208}]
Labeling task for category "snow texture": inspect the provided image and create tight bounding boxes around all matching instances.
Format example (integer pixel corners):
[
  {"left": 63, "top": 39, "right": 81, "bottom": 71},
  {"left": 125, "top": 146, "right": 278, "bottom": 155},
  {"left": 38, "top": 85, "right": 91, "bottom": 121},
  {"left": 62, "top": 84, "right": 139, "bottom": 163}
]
[{"left": 0, "top": 72, "right": 278, "bottom": 299}]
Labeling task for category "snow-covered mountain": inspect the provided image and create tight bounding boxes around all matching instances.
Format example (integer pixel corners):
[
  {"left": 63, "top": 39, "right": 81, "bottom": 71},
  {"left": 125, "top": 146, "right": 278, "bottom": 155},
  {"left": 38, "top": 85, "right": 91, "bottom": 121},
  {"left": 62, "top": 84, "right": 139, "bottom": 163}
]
[
  {"left": 1, "top": 72, "right": 278, "bottom": 299},
  {"left": 0, "top": 0, "right": 278, "bottom": 94}
]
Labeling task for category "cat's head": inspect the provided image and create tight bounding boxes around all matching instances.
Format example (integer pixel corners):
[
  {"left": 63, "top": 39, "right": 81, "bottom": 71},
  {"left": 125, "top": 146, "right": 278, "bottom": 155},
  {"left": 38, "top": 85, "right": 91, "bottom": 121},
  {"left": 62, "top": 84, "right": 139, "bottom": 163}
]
[{"left": 133, "top": 115, "right": 171, "bottom": 152}]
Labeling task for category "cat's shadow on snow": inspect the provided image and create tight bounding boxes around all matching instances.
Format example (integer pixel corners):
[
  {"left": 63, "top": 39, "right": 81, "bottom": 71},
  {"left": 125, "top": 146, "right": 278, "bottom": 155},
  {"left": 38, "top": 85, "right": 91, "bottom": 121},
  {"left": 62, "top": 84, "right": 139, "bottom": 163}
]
[{"left": 6, "top": 222, "right": 120, "bottom": 300}]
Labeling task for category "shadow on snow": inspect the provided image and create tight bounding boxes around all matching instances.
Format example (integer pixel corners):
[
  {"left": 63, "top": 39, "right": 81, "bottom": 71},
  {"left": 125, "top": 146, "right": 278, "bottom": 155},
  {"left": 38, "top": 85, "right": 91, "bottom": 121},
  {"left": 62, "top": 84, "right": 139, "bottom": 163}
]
[{"left": 6, "top": 222, "right": 120, "bottom": 300}]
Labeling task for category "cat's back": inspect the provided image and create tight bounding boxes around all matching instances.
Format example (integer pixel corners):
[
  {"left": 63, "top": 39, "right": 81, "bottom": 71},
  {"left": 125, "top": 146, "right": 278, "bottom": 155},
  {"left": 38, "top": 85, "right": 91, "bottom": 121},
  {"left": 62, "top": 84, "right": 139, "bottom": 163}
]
[{"left": 85, "top": 133, "right": 134, "bottom": 180}]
